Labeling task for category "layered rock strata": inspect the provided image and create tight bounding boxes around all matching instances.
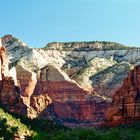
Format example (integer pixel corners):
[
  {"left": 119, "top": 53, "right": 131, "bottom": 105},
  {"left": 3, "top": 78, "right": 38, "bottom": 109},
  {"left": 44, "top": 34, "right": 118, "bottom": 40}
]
[
  {"left": 106, "top": 66, "right": 140, "bottom": 122},
  {"left": 0, "top": 38, "right": 9, "bottom": 80},
  {"left": 2, "top": 35, "right": 140, "bottom": 125},
  {"left": 0, "top": 39, "right": 27, "bottom": 115},
  {"left": 30, "top": 65, "right": 96, "bottom": 121},
  {"left": 0, "top": 39, "right": 98, "bottom": 122}
]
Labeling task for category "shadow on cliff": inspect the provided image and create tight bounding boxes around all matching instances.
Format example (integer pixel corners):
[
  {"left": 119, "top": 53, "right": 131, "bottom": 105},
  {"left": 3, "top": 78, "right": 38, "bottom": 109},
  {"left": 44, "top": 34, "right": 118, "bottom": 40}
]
[
  {"left": 36, "top": 102, "right": 87, "bottom": 124},
  {"left": 89, "top": 62, "right": 131, "bottom": 96},
  {"left": 36, "top": 103, "right": 63, "bottom": 124}
]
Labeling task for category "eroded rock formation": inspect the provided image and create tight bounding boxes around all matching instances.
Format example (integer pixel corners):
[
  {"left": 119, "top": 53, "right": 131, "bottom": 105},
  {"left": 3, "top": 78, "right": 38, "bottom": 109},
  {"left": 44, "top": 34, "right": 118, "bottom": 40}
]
[
  {"left": 0, "top": 38, "right": 9, "bottom": 80},
  {"left": 30, "top": 65, "right": 96, "bottom": 121},
  {"left": 0, "top": 39, "right": 27, "bottom": 115},
  {"left": 2, "top": 35, "right": 140, "bottom": 126},
  {"left": 0, "top": 39, "right": 97, "bottom": 122},
  {"left": 106, "top": 66, "right": 140, "bottom": 122}
]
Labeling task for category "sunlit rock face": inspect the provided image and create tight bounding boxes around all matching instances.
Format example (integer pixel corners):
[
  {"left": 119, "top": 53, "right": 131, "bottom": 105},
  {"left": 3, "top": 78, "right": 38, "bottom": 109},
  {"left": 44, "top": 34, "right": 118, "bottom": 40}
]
[
  {"left": 31, "top": 65, "right": 96, "bottom": 121},
  {"left": 0, "top": 39, "right": 27, "bottom": 115},
  {"left": 0, "top": 39, "right": 96, "bottom": 121},
  {"left": 16, "top": 65, "right": 37, "bottom": 97},
  {"left": 106, "top": 66, "right": 140, "bottom": 122},
  {"left": 0, "top": 38, "right": 9, "bottom": 80},
  {"left": 2, "top": 34, "right": 140, "bottom": 126},
  {"left": 1, "top": 35, "right": 138, "bottom": 100},
  {"left": 3, "top": 35, "right": 138, "bottom": 104}
]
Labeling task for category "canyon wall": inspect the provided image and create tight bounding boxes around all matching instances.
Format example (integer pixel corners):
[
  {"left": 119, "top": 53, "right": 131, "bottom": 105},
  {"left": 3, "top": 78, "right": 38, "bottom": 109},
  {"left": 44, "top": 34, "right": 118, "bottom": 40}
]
[
  {"left": 0, "top": 41, "right": 98, "bottom": 122},
  {"left": 106, "top": 66, "right": 140, "bottom": 122},
  {"left": 1, "top": 35, "right": 140, "bottom": 126},
  {"left": 30, "top": 65, "right": 96, "bottom": 121}
]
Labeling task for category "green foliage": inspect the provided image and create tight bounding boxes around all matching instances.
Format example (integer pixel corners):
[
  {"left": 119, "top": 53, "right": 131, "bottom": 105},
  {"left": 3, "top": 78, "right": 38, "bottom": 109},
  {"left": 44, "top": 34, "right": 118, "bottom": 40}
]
[
  {"left": 0, "top": 118, "right": 18, "bottom": 140},
  {"left": 34, "top": 127, "right": 138, "bottom": 140},
  {"left": 1, "top": 105, "right": 140, "bottom": 140},
  {"left": 0, "top": 107, "right": 35, "bottom": 139}
]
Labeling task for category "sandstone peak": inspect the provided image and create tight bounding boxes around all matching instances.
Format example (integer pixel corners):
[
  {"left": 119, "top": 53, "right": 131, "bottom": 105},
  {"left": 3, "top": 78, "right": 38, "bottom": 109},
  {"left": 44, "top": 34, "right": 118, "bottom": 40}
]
[
  {"left": 1, "top": 34, "right": 28, "bottom": 48},
  {"left": 39, "top": 64, "right": 71, "bottom": 81},
  {"left": 1, "top": 34, "right": 13, "bottom": 43}
]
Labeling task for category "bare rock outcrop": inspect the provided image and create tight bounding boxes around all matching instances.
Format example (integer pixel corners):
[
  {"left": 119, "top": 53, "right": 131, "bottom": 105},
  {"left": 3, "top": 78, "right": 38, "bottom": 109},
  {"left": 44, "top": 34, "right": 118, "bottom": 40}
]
[
  {"left": 3, "top": 35, "right": 140, "bottom": 126},
  {"left": 30, "top": 65, "right": 96, "bottom": 121},
  {"left": 106, "top": 66, "right": 140, "bottom": 122},
  {"left": 16, "top": 65, "right": 37, "bottom": 97},
  {"left": 0, "top": 38, "right": 9, "bottom": 80},
  {"left": 0, "top": 39, "right": 27, "bottom": 115},
  {"left": 0, "top": 39, "right": 97, "bottom": 122}
]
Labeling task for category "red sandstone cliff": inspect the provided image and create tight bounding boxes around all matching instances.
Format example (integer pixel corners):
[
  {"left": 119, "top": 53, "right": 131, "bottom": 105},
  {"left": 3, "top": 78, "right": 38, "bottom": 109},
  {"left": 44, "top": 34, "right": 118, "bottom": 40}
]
[
  {"left": 0, "top": 38, "right": 9, "bottom": 80},
  {"left": 2, "top": 35, "right": 140, "bottom": 127},
  {"left": 0, "top": 39, "right": 27, "bottom": 115},
  {"left": 0, "top": 38, "right": 112, "bottom": 124},
  {"left": 106, "top": 66, "right": 140, "bottom": 122},
  {"left": 30, "top": 65, "right": 96, "bottom": 121},
  {"left": 0, "top": 39, "right": 97, "bottom": 122}
]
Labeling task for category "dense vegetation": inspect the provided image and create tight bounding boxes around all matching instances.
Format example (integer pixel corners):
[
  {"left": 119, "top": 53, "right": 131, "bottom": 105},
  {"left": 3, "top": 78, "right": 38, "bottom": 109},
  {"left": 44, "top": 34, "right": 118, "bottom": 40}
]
[
  {"left": 1, "top": 106, "right": 140, "bottom": 140},
  {"left": 0, "top": 107, "right": 35, "bottom": 139}
]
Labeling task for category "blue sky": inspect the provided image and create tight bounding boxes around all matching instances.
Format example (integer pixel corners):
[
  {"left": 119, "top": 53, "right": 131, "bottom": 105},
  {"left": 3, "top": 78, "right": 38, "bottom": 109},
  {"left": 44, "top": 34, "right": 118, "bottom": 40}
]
[{"left": 0, "top": 0, "right": 140, "bottom": 48}]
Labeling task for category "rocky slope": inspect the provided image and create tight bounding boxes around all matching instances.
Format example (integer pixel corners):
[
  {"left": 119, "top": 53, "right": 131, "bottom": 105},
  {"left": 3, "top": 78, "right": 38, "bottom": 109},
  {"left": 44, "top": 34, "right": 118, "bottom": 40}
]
[{"left": 1, "top": 34, "right": 140, "bottom": 125}]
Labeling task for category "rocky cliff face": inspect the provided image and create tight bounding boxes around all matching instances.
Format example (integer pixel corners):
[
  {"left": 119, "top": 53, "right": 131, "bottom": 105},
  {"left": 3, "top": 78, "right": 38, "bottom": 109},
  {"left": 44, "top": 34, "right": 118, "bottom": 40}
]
[
  {"left": 0, "top": 38, "right": 27, "bottom": 115},
  {"left": 1, "top": 34, "right": 140, "bottom": 125},
  {"left": 106, "top": 66, "right": 140, "bottom": 122},
  {"left": 2, "top": 35, "right": 138, "bottom": 98},
  {"left": 0, "top": 38, "right": 100, "bottom": 122},
  {"left": 30, "top": 65, "right": 98, "bottom": 121},
  {"left": 0, "top": 38, "right": 9, "bottom": 80}
]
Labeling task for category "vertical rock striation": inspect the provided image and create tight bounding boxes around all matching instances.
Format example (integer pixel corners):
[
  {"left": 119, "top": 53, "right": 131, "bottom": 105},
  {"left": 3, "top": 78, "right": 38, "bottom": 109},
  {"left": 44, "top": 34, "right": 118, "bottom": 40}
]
[
  {"left": 0, "top": 39, "right": 27, "bottom": 115},
  {"left": 106, "top": 66, "right": 140, "bottom": 122},
  {"left": 0, "top": 38, "right": 9, "bottom": 80}
]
